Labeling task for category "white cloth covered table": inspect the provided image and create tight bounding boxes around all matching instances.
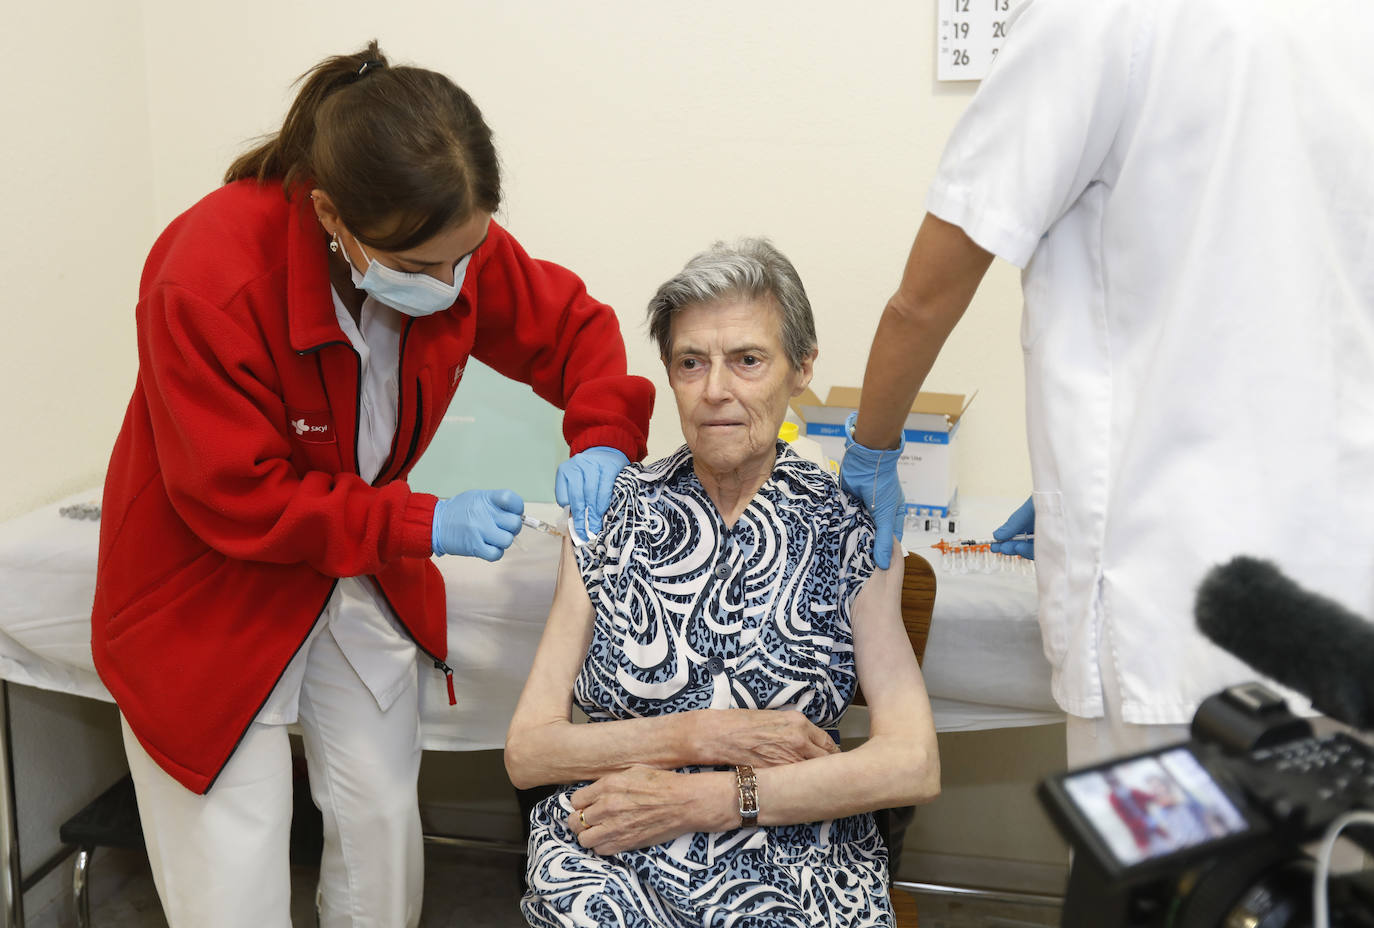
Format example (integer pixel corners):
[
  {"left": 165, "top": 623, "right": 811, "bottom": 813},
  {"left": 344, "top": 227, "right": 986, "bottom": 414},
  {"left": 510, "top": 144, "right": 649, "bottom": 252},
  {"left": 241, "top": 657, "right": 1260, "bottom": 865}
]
[
  {"left": 0, "top": 490, "right": 1059, "bottom": 749},
  {"left": 906, "top": 495, "right": 1060, "bottom": 732}
]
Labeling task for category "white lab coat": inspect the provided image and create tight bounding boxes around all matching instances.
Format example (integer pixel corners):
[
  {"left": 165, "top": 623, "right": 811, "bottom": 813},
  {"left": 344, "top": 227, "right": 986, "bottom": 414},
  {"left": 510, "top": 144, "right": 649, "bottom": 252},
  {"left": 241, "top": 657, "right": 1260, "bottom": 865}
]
[{"left": 928, "top": 0, "right": 1374, "bottom": 724}]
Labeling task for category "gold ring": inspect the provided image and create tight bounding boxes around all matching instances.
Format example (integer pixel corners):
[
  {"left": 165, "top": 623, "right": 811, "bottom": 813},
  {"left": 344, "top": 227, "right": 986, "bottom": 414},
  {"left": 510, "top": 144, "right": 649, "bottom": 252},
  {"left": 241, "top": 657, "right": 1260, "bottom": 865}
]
[{"left": 579, "top": 809, "right": 588, "bottom": 830}]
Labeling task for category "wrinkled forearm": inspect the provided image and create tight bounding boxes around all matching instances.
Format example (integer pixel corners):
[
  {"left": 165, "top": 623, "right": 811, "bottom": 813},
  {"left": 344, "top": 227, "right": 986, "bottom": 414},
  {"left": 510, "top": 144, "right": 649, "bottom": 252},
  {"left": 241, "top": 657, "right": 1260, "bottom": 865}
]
[
  {"left": 506, "top": 711, "right": 708, "bottom": 789},
  {"left": 752, "top": 733, "right": 941, "bottom": 827},
  {"left": 599, "top": 733, "right": 941, "bottom": 839}
]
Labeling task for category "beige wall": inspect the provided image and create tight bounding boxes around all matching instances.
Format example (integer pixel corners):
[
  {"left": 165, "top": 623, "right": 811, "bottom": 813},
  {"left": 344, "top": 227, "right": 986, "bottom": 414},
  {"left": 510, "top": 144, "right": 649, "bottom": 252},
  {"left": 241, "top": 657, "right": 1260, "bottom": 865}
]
[
  {"left": 1, "top": 0, "right": 1031, "bottom": 520},
  {"left": 1, "top": 1, "right": 154, "bottom": 519}
]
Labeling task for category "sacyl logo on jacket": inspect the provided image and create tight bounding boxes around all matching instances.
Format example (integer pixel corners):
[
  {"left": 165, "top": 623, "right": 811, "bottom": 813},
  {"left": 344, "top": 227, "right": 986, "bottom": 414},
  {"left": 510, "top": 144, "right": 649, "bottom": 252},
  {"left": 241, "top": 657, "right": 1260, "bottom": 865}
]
[
  {"left": 285, "top": 409, "right": 335, "bottom": 444},
  {"left": 292, "top": 419, "right": 328, "bottom": 435}
]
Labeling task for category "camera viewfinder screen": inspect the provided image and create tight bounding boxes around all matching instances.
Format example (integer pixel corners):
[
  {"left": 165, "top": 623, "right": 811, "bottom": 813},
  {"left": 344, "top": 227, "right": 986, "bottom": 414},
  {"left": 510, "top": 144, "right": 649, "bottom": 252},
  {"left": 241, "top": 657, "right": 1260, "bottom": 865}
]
[{"left": 1062, "top": 748, "right": 1249, "bottom": 866}]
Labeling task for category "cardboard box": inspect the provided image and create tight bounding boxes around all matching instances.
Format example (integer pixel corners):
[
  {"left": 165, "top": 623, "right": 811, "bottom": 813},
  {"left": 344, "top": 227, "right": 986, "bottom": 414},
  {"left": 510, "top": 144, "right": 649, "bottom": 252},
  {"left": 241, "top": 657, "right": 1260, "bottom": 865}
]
[{"left": 792, "top": 386, "right": 967, "bottom": 515}]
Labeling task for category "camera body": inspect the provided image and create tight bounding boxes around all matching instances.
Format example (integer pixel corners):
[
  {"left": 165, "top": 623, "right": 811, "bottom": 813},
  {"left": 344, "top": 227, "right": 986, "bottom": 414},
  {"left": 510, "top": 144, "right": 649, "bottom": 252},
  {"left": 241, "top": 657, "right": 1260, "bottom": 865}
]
[{"left": 1038, "top": 683, "right": 1374, "bottom": 927}]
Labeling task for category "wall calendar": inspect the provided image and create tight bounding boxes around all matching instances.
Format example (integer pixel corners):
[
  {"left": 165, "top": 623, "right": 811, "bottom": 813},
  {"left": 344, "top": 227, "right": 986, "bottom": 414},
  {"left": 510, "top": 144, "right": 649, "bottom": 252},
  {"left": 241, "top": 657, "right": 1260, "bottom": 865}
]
[{"left": 937, "top": 0, "right": 1011, "bottom": 81}]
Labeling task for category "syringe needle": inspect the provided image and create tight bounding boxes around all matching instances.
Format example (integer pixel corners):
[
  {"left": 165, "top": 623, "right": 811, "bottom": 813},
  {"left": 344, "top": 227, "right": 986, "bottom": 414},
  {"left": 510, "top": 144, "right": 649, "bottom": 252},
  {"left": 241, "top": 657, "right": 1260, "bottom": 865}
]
[{"left": 521, "top": 514, "right": 565, "bottom": 538}]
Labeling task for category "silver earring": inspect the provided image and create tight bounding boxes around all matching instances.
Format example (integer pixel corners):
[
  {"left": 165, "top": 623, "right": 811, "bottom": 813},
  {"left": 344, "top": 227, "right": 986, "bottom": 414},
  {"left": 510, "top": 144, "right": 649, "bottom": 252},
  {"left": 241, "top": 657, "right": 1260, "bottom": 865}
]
[{"left": 329, "top": 239, "right": 340, "bottom": 254}]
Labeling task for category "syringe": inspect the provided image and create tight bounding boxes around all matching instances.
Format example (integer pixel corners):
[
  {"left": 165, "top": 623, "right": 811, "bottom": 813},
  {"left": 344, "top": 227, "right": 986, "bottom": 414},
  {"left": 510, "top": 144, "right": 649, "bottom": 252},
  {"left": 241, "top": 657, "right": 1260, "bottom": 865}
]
[{"left": 521, "top": 514, "right": 565, "bottom": 538}]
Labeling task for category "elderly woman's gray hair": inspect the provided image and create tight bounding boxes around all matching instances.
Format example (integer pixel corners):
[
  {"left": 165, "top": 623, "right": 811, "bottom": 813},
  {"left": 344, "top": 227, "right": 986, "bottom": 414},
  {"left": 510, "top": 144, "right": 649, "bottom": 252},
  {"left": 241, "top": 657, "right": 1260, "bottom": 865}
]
[{"left": 646, "top": 238, "right": 818, "bottom": 370}]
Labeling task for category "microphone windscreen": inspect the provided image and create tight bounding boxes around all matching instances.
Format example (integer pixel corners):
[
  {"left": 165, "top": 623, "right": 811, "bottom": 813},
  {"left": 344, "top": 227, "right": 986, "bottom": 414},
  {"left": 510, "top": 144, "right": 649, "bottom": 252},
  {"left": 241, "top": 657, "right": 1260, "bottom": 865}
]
[{"left": 1195, "top": 556, "right": 1374, "bottom": 729}]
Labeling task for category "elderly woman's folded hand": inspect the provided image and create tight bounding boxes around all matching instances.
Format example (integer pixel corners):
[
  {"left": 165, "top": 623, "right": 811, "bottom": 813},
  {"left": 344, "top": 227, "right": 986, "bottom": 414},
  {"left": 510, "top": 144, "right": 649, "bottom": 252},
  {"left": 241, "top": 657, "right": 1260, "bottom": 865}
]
[
  {"left": 692, "top": 708, "right": 840, "bottom": 768},
  {"left": 568, "top": 765, "right": 735, "bottom": 856}
]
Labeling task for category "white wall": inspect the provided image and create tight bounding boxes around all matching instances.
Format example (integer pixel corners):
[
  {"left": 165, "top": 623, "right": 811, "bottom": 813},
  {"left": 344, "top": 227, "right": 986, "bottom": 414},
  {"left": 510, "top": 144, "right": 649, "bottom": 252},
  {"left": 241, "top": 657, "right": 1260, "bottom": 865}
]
[
  {"left": 4, "top": 0, "right": 1031, "bottom": 520},
  {"left": 0, "top": 11, "right": 156, "bottom": 906},
  {"left": 0, "top": 1, "right": 155, "bottom": 519}
]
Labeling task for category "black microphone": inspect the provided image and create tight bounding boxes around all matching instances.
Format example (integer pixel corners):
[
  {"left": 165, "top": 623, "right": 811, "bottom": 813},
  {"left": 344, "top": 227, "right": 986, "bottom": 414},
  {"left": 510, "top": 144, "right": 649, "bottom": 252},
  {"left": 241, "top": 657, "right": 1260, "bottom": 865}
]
[{"left": 1195, "top": 556, "right": 1374, "bottom": 729}]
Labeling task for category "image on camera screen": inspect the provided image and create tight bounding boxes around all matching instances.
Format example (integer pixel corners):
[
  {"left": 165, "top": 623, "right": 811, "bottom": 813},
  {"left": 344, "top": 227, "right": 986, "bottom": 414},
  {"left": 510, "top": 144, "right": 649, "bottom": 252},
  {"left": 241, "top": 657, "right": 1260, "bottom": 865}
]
[{"left": 1062, "top": 748, "right": 1250, "bottom": 866}]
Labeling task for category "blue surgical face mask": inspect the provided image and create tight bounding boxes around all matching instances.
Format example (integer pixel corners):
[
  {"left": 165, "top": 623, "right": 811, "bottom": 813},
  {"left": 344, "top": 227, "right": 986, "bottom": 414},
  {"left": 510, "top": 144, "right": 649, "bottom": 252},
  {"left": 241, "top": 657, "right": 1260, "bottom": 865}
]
[{"left": 338, "top": 231, "right": 470, "bottom": 317}]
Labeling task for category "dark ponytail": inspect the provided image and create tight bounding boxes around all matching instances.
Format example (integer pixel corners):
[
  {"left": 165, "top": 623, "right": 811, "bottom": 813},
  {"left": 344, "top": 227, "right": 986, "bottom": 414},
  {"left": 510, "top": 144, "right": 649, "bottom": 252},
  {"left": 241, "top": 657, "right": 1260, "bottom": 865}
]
[{"left": 224, "top": 41, "right": 501, "bottom": 252}]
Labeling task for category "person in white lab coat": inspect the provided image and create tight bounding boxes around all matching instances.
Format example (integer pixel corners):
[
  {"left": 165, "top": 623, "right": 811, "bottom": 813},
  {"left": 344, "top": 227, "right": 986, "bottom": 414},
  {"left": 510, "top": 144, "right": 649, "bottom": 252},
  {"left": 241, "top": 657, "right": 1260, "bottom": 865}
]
[{"left": 841, "top": 0, "right": 1374, "bottom": 766}]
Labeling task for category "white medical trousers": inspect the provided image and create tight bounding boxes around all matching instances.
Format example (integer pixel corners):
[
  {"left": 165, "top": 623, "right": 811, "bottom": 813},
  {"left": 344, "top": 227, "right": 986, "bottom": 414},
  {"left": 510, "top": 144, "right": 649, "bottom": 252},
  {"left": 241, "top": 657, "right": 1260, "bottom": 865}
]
[{"left": 122, "top": 630, "right": 424, "bottom": 928}]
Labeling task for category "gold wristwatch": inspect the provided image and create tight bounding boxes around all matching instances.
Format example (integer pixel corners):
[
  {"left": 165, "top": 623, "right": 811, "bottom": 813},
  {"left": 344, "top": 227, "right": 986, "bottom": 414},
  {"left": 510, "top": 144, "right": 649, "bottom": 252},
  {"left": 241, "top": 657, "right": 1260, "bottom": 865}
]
[{"left": 735, "top": 764, "right": 758, "bottom": 828}]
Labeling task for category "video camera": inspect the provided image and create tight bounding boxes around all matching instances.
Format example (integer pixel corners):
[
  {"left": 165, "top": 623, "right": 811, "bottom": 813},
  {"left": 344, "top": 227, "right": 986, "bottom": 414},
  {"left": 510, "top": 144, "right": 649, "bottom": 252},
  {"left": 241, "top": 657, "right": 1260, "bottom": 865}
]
[{"left": 1037, "top": 557, "right": 1374, "bottom": 927}]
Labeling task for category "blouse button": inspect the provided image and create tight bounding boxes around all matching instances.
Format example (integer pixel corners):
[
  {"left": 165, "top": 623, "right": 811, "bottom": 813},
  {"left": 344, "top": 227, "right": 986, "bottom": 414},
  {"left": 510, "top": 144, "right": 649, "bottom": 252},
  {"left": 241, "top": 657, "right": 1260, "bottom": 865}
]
[
  {"left": 713, "top": 562, "right": 730, "bottom": 579},
  {"left": 706, "top": 656, "right": 726, "bottom": 675}
]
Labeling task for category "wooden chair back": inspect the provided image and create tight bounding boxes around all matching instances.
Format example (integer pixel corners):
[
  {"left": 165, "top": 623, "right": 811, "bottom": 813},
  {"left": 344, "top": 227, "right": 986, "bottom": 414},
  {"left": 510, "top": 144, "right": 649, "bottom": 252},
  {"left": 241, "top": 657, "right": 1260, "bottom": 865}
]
[{"left": 900, "top": 552, "right": 936, "bottom": 667}]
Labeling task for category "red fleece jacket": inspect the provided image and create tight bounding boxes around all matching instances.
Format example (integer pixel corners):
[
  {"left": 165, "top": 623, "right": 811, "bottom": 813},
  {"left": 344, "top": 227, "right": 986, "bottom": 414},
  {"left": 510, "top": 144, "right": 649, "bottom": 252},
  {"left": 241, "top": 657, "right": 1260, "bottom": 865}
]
[{"left": 93, "top": 180, "right": 653, "bottom": 793}]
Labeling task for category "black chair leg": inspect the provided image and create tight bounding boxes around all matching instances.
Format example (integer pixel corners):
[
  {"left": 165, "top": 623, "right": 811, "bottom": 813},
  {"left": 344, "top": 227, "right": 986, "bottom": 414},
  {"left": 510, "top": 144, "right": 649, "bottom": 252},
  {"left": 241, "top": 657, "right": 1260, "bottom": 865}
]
[
  {"left": 513, "top": 785, "right": 557, "bottom": 892},
  {"left": 876, "top": 805, "right": 917, "bottom": 877}
]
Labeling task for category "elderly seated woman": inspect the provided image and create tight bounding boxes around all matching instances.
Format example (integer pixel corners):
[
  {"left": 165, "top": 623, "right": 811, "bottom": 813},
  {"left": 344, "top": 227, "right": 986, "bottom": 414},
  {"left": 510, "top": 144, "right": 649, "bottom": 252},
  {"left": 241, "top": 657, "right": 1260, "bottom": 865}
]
[{"left": 504, "top": 238, "right": 940, "bottom": 928}]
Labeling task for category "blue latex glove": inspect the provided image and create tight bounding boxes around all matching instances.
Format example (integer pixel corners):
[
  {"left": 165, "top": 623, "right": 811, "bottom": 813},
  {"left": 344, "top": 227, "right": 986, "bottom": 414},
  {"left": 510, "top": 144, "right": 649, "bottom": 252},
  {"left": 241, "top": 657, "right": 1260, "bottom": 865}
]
[
  {"left": 990, "top": 496, "right": 1035, "bottom": 560},
  {"left": 432, "top": 489, "right": 525, "bottom": 561},
  {"left": 838, "top": 412, "right": 906, "bottom": 570},
  {"left": 555, "top": 446, "right": 630, "bottom": 539}
]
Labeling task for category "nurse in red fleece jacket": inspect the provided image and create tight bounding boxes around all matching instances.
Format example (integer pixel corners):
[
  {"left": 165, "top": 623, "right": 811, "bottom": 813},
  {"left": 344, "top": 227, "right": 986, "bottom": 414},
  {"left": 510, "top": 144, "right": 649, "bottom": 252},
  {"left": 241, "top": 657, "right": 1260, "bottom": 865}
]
[{"left": 92, "top": 42, "right": 653, "bottom": 927}]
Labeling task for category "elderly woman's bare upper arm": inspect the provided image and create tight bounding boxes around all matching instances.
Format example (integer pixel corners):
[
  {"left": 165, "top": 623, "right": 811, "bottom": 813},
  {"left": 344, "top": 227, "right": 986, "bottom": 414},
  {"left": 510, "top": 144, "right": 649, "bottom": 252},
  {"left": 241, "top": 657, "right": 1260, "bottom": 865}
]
[
  {"left": 849, "top": 552, "right": 936, "bottom": 741},
  {"left": 508, "top": 536, "right": 597, "bottom": 730}
]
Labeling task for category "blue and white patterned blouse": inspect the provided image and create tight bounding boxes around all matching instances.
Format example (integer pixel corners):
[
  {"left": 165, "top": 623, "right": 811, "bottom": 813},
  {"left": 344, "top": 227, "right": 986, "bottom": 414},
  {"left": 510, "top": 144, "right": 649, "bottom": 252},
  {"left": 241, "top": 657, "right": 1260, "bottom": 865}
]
[{"left": 523, "top": 442, "right": 891, "bottom": 928}]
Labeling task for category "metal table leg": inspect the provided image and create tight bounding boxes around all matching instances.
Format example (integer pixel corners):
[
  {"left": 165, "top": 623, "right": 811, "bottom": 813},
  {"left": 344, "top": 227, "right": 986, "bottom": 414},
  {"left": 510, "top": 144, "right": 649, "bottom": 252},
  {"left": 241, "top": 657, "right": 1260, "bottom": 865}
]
[
  {"left": 0, "top": 681, "right": 24, "bottom": 926},
  {"left": 72, "top": 848, "right": 90, "bottom": 928}
]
